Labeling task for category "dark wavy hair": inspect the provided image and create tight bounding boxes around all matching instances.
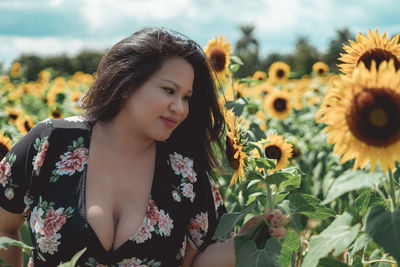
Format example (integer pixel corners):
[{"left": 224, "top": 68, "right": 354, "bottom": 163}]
[{"left": 81, "top": 26, "right": 225, "bottom": 176}]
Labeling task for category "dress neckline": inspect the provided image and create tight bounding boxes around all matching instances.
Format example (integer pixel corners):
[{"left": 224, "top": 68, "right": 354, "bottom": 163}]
[{"left": 79, "top": 120, "right": 160, "bottom": 253}]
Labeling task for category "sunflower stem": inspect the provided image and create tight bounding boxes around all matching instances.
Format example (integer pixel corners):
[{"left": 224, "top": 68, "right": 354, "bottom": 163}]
[
  {"left": 266, "top": 184, "right": 274, "bottom": 210},
  {"left": 388, "top": 170, "right": 397, "bottom": 211}
]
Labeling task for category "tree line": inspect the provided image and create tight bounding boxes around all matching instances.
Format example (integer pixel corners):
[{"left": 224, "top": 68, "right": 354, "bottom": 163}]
[{"left": 3, "top": 27, "right": 354, "bottom": 81}]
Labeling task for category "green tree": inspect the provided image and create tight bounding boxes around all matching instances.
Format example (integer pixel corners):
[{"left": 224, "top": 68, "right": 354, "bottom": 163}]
[
  {"left": 289, "top": 36, "right": 320, "bottom": 78},
  {"left": 234, "top": 24, "right": 261, "bottom": 78},
  {"left": 322, "top": 28, "right": 353, "bottom": 73}
]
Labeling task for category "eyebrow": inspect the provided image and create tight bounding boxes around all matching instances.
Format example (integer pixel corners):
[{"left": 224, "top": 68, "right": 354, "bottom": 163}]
[{"left": 161, "top": 79, "right": 193, "bottom": 94}]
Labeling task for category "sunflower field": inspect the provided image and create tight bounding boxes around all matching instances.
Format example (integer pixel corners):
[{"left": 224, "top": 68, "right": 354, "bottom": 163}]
[{"left": 1, "top": 29, "right": 400, "bottom": 267}]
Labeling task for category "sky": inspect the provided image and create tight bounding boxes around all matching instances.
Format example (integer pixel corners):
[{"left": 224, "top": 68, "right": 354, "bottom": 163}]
[{"left": 0, "top": 0, "right": 399, "bottom": 68}]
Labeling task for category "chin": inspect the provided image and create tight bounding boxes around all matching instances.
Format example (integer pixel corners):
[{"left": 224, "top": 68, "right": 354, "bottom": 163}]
[{"left": 153, "top": 132, "right": 172, "bottom": 142}]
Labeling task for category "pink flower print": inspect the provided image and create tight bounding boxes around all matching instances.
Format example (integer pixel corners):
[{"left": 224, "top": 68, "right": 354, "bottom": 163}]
[
  {"left": 30, "top": 206, "right": 44, "bottom": 234},
  {"left": 96, "top": 265, "right": 108, "bottom": 267},
  {"left": 172, "top": 190, "right": 181, "bottom": 202},
  {"left": 0, "top": 158, "right": 11, "bottom": 187},
  {"left": 4, "top": 187, "right": 14, "bottom": 200},
  {"left": 181, "top": 183, "right": 195, "bottom": 202},
  {"left": 33, "top": 141, "right": 49, "bottom": 173},
  {"left": 56, "top": 147, "right": 88, "bottom": 176},
  {"left": 187, "top": 212, "right": 208, "bottom": 247},
  {"left": 146, "top": 199, "right": 160, "bottom": 227},
  {"left": 188, "top": 227, "right": 203, "bottom": 247},
  {"left": 28, "top": 257, "right": 34, "bottom": 267},
  {"left": 23, "top": 196, "right": 34, "bottom": 217},
  {"left": 210, "top": 179, "right": 223, "bottom": 209},
  {"left": 118, "top": 257, "right": 148, "bottom": 267},
  {"left": 131, "top": 218, "right": 154, "bottom": 244},
  {"left": 169, "top": 153, "right": 197, "bottom": 182},
  {"left": 176, "top": 238, "right": 187, "bottom": 260},
  {"left": 42, "top": 208, "right": 67, "bottom": 237},
  {"left": 157, "top": 209, "right": 173, "bottom": 237},
  {"left": 37, "top": 233, "right": 61, "bottom": 255}
]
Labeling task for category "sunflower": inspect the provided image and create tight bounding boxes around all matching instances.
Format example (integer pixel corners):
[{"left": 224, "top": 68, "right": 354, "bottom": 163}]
[
  {"left": 258, "top": 134, "right": 293, "bottom": 173},
  {"left": 0, "top": 133, "right": 12, "bottom": 159},
  {"left": 268, "top": 61, "right": 290, "bottom": 83},
  {"left": 338, "top": 29, "right": 400, "bottom": 76},
  {"left": 204, "top": 36, "right": 232, "bottom": 82},
  {"left": 292, "top": 76, "right": 311, "bottom": 110},
  {"left": 320, "top": 60, "right": 400, "bottom": 172},
  {"left": 4, "top": 107, "right": 22, "bottom": 124},
  {"left": 10, "top": 62, "right": 20, "bottom": 78},
  {"left": 50, "top": 106, "right": 64, "bottom": 119},
  {"left": 263, "top": 89, "right": 293, "bottom": 120},
  {"left": 253, "top": 70, "right": 267, "bottom": 81},
  {"left": 16, "top": 115, "right": 35, "bottom": 135},
  {"left": 224, "top": 108, "right": 248, "bottom": 187},
  {"left": 313, "top": 61, "right": 329, "bottom": 76}
]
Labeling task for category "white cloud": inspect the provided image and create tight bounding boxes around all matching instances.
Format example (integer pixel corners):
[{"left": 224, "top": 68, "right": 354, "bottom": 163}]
[
  {"left": 80, "top": 0, "right": 195, "bottom": 32},
  {"left": 0, "top": 35, "right": 114, "bottom": 67}
]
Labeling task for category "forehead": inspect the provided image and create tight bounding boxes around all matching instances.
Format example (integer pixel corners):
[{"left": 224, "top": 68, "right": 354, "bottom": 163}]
[{"left": 153, "top": 57, "right": 194, "bottom": 86}]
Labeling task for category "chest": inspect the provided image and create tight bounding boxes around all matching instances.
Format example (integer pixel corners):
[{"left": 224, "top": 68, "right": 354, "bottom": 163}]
[{"left": 84, "top": 144, "right": 156, "bottom": 251}]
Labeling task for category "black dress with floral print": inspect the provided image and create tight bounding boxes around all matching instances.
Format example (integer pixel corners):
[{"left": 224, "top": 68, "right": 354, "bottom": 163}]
[{"left": 0, "top": 116, "right": 226, "bottom": 267}]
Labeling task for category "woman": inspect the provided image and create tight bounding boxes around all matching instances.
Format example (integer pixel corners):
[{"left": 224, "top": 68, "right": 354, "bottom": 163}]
[{"left": 0, "top": 27, "right": 245, "bottom": 266}]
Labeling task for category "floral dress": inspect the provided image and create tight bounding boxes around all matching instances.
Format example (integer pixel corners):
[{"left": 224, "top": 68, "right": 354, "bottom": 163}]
[{"left": 0, "top": 116, "right": 226, "bottom": 267}]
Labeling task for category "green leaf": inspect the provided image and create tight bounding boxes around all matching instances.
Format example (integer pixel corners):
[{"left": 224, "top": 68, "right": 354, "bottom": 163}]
[
  {"left": 234, "top": 237, "right": 281, "bottom": 267},
  {"left": 278, "top": 167, "right": 303, "bottom": 191},
  {"left": 288, "top": 194, "right": 335, "bottom": 219},
  {"left": 349, "top": 234, "right": 371, "bottom": 256},
  {"left": 274, "top": 192, "right": 289, "bottom": 205},
  {"left": 318, "top": 258, "right": 349, "bottom": 267},
  {"left": 247, "top": 179, "right": 262, "bottom": 189},
  {"left": 229, "top": 64, "right": 240, "bottom": 73},
  {"left": 321, "top": 170, "right": 383, "bottom": 205},
  {"left": 301, "top": 212, "right": 360, "bottom": 267},
  {"left": 351, "top": 256, "right": 363, "bottom": 267},
  {"left": 231, "top": 55, "right": 244, "bottom": 65},
  {"left": 353, "top": 188, "right": 372, "bottom": 215},
  {"left": 57, "top": 247, "right": 87, "bottom": 267},
  {"left": 254, "top": 157, "right": 276, "bottom": 170},
  {"left": 0, "top": 236, "right": 33, "bottom": 254},
  {"left": 225, "top": 99, "right": 247, "bottom": 116},
  {"left": 246, "top": 192, "right": 265, "bottom": 206},
  {"left": 365, "top": 205, "right": 400, "bottom": 262},
  {"left": 213, "top": 202, "right": 257, "bottom": 241},
  {"left": 280, "top": 231, "right": 300, "bottom": 267}
]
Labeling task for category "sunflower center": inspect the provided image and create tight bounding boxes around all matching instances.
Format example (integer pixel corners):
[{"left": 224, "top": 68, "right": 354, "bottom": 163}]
[
  {"left": 369, "top": 108, "right": 388, "bottom": 127},
  {"left": 346, "top": 88, "right": 400, "bottom": 146},
  {"left": 9, "top": 113, "right": 18, "bottom": 121},
  {"left": 264, "top": 145, "right": 282, "bottom": 162},
  {"left": 273, "top": 98, "right": 287, "bottom": 112},
  {"left": 226, "top": 136, "right": 240, "bottom": 170},
  {"left": 52, "top": 110, "right": 62, "bottom": 118},
  {"left": 24, "top": 121, "right": 32, "bottom": 132},
  {"left": 0, "top": 143, "right": 9, "bottom": 159},
  {"left": 209, "top": 49, "right": 226, "bottom": 72},
  {"left": 277, "top": 69, "right": 285, "bottom": 78},
  {"left": 318, "top": 68, "right": 324, "bottom": 75},
  {"left": 357, "top": 48, "right": 400, "bottom": 70}
]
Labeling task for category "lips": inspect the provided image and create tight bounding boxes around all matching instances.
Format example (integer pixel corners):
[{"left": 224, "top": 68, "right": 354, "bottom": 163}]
[{"left": 161, "top": 116, "right": 178, "bottom": 128}]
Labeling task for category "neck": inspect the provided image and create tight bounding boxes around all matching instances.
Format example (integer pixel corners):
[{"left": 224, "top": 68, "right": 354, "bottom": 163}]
[{"left": 93, "top": 116, "right": 155, "bottom": 155}]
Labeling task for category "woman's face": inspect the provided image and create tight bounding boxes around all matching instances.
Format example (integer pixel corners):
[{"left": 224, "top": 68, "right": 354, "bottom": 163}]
[{"left": 118, "top": 56, "right": 194, "bottom": 141}]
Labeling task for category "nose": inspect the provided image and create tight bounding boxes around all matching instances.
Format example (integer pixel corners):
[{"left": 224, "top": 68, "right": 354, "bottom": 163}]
[{"left": 170, "top": 97, "right": 186, "bottom": 114}]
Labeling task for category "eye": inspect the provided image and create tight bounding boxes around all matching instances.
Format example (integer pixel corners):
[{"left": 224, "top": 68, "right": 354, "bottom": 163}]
[{"left": 162, "top": 87, "right": 174, "bottom": 95}]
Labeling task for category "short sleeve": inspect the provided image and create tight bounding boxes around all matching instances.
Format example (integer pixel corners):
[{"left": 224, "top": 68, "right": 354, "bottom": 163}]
[
  {"left": 186, "top": 172, "right": 227, "bottom": 251},
  {"left": 0, "top": 120, "right": 53, "bottom": 214}
]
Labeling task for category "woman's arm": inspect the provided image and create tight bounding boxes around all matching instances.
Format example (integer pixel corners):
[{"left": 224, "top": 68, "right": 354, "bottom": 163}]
[
  {"left": 0, "top": 206, "right": 25, "bottom": 267},
  {"left": 182, "top": 215, "right": 263, "bottom": 267}
]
